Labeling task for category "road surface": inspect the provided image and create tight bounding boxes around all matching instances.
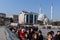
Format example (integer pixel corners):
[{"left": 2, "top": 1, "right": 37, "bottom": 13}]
[
  {"left": 0, "top": 26, "right": 19, "bottom": 40},
  {"left": 0, "top": 27, "right": 7, "bottom": 40}
]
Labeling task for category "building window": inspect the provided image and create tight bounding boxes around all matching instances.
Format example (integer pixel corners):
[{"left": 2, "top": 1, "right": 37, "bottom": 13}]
[
  {"left": 26, "top": 15, "right": 28, "bottom": 24},
  {"left": 34, "top": 15, "right": 37, "bottom": 24},
  {"left": 30, "top": 14, "right": 33, "bottom": 24},
  {"left": 24, "top": 14, "right": 29, "bottom": 24}
]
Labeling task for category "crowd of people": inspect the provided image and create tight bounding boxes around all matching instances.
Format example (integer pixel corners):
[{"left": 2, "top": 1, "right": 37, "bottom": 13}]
[{"left": 8, "top": 25, "right": 60, "bottom": 40}]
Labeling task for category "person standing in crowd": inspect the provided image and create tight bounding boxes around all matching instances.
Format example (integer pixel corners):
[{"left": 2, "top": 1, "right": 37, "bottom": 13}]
[
  {"left": 26, "top": 30, "right": 29, "bottom": 34},
  {"left": 54, "top": 31, "right": 60, "bottom": 40},
  {"left": 38, "top": 30, "right": 43, "bottom": 40},
  {"left": 50, "top": 31, "right": 54, "bottom": 39},
  {"left": 29, "top": 28, "right": 35, "bottom": 40},
  {"left": 32, "top": 33, "right": 38, "bottom": 40},
  {"left": 50, "top": 31, "right": 54, "bottom": 36},
  {"left": 46, "top": 32, "right": 53, "bottom": 40},
  {"left": 24, "top": 32, "right": 29, "bottom": 40},
  {"left": 19, "top": 28, "right": 22, "bottom": 40},
  {"left": 17, "top": 28, "right": 21, "bottom": 39},
  {"left": 19, "top": 28, "right": 25, "bottom": 40}
]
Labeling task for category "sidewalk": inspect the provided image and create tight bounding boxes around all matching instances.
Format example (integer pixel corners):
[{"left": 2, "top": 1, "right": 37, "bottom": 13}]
[
  {"left": 0, "top": 27, "right": 7, "bottom": 40},
  {"left": 0, "top": 26, "right": 19, "bottom": 40}
]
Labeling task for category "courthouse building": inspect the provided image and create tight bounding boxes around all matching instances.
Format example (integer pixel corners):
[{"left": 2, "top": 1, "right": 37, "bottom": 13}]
[{"left": 19, "top": 11, "right": 38, "bottom": 25}]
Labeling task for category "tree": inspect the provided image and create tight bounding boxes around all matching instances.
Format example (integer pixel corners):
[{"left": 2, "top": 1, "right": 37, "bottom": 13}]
[{"left": 10, "top": 18, "right": 13, "bottom": 22}]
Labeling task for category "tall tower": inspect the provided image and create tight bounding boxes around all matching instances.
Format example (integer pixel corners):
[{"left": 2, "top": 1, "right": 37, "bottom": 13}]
[
  {"left": 51, "top": 1, "right": 53, "bottom": 20},
  {"left": 39, "top": 5, "right": 43, "bottom": 14},
  {"left": 39, "top": 0, "right": 43, "bottom": 14}
]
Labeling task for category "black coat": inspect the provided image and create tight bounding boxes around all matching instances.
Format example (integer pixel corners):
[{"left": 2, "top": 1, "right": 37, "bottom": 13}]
[
  {"left": 54, "top": 35, "right": 60, "bottom": 40},
  {"left": 29, "top": 31, "right": 35, "bottom": 40},
  {"left": 38, "top": 35, "right": 43, "bottom": 40}
]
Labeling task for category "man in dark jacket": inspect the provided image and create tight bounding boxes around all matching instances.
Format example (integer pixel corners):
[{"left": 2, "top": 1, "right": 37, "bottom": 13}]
[
  {"left": 38, "top": 30, "right": 43, "bottom": 40},
  {"left": 29, "top": 28, "right": 35, "bottom": 40},
  {"left": 54, "top": 31, "right": 60, "bottom": 40}
]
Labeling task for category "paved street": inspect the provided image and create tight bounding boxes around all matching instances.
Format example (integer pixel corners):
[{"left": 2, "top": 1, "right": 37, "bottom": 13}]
[
  {"left": 0, "top": 26, "right": 19, "bottom": 40},
  {"left": 0, "top": 27, "right": 7, "bottom": 40}
]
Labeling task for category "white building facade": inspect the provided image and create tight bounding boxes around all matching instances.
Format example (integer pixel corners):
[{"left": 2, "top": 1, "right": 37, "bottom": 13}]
[{"left": 19, "top": 11, "right": 38, "bottom": 25}]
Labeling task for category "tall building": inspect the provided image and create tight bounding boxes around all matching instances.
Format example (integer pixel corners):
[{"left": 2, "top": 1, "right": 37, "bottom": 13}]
[
  {"left": 9, "top": 14, "right": 18, "bottom": 23},
  {"left": 19, "top": 11, "right": 38, "bottom": 25},
  {"left": 0, "top": 13, "right": 6, "bottom": 25},
  {"left": 0, "top": 13, "right": 6, "bottom": 18},
  {"left": 50, "top": 0, "right": 53, "bottom": 21}
]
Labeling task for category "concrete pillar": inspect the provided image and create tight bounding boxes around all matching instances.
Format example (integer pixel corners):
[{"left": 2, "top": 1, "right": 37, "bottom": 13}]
[
  {"left": 24, "top": 14, "right": 26, "bottom": 24},
  {"left": 28, "top": 14, "right": 30, "bottom": 24},
  {"left": 33, "top": 14, "right": 35, "bottom": 24}
]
